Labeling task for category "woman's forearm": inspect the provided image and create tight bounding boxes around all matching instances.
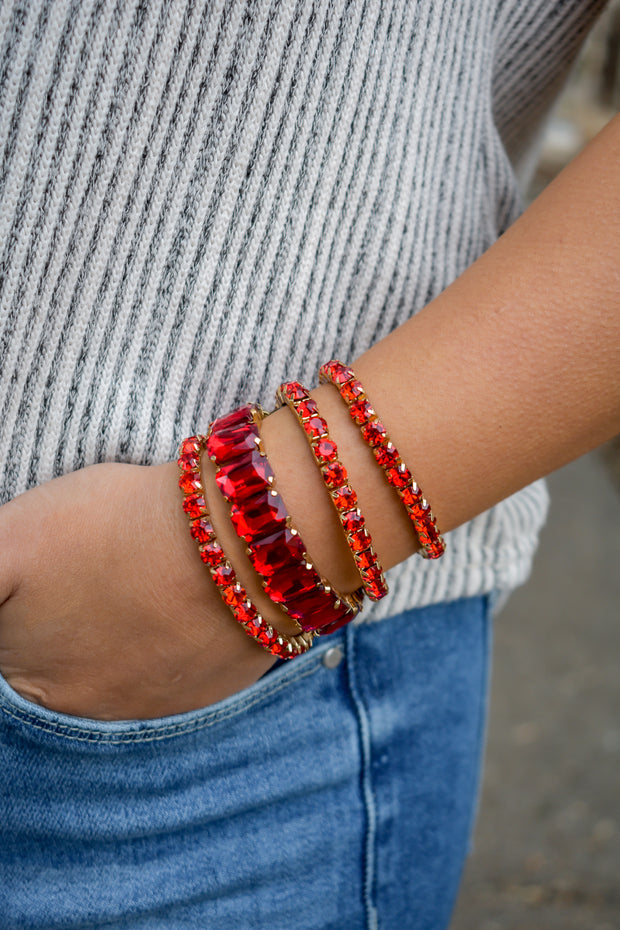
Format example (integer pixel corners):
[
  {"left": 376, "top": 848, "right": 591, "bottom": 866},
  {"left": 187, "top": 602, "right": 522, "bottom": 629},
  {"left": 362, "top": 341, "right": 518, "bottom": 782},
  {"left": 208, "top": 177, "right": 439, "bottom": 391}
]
[{"left": 258, "top": 114, "right": 620, "bottom": 593}]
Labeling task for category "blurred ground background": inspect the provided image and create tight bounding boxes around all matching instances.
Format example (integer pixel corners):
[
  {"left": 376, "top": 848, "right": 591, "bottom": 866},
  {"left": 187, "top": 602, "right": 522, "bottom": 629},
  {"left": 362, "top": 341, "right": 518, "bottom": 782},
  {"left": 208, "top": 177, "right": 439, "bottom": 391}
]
[{"left": 451, "top": 6, "right": 620, "bottom": 929}]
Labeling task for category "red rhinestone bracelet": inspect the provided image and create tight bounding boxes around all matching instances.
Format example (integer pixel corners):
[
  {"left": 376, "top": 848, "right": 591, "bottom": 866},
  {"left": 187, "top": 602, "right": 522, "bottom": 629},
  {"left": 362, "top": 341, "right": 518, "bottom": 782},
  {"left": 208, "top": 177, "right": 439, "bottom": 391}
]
[
  {"left": 177, "top": 435, "right": 314, "bottom": 659},
  {"left": 319, "top": 361, "right": 446, "bottom": 559},
  {"left": 276, "top": 381, "right": 389, "bottom": 601},
  {"left": 206, "top": 405, "right": 362, "bottom": 633}
]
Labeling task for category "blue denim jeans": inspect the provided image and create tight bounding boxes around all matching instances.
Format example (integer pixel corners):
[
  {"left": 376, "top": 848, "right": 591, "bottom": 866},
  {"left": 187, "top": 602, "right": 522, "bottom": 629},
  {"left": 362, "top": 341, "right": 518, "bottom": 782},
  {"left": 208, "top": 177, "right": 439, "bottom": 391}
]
[{"left": 0, "top": 595, "right": 491, "bottom": 929}]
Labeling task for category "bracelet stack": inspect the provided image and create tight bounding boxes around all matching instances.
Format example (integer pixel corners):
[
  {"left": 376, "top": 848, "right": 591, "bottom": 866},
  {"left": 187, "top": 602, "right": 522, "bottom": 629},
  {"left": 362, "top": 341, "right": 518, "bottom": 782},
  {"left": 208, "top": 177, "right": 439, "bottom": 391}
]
[{"left": 177, "top": 359, "right": 445, "bottom": 660}]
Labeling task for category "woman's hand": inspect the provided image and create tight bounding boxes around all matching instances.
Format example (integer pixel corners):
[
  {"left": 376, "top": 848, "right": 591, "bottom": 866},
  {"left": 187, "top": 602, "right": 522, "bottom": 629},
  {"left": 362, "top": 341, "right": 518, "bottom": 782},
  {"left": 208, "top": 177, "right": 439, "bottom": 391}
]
[{"left": 0, "top": 462, "right": 276, "bottom": 720}]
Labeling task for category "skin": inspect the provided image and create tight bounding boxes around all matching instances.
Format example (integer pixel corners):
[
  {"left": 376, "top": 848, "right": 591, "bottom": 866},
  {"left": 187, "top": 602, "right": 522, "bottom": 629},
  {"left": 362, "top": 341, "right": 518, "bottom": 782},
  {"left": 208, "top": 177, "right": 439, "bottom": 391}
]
[{"left": 0, "top": 115, "right": 619, "bottom": 721}]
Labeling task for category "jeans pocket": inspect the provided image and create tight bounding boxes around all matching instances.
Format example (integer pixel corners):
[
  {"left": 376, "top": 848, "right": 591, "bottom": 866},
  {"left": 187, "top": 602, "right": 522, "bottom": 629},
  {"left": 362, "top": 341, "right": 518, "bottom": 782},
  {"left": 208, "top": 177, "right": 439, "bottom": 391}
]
[
  {"left": 0, "top": 634, "right": 342, "bottom": 747},
  {"left": 0, "top": 627, "right": 361, "bottom": 930}
]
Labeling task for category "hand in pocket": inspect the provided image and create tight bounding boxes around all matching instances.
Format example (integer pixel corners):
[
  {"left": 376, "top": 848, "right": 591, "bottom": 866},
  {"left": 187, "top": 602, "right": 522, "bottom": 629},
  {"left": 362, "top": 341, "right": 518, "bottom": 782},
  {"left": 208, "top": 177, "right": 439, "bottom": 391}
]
[{"left": 0, "top": 462, "right": 275, "bottom": 720}]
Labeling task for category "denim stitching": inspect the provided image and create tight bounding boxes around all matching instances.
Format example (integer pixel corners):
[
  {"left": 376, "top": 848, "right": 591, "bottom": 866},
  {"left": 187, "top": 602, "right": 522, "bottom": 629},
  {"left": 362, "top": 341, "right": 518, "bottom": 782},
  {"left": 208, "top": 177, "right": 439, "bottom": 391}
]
[
  {"left": 0, "top": 660, "right": 323, "bottom": 744},
  {"left": 345, "top": 624, "right": 379, "bottom": 930},
  {"left": 466, "top": 596, "right": 493, "bottom": 852}
]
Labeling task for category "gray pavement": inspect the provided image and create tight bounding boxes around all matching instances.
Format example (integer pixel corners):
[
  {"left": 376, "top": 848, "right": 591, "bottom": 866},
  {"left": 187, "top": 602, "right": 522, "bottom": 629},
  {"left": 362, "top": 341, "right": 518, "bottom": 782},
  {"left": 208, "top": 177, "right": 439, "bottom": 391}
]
[{"left": 451, "top": 450, "right": 620, "bottom": 930}]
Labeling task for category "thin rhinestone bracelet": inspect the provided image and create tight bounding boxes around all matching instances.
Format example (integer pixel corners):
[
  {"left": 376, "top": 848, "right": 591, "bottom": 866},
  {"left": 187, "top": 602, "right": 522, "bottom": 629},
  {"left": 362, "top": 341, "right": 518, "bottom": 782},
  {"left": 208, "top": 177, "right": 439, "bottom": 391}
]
[
  {"left": 276, "top": 381, "right": 388, "bottom": 601},
  {"left": 319, "top": 360, "right": 446, "bottom": 559}
]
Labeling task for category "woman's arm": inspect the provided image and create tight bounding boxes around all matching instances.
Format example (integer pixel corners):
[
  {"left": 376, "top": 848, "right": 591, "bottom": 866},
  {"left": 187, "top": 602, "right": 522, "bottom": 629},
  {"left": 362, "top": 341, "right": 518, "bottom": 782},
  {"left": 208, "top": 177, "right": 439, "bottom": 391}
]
[
  {"left": 261, "top": 113, "right": 620, "bottom": 592},
  {"left": 1, "top": 116, "right": 618, "bottom": 720}
]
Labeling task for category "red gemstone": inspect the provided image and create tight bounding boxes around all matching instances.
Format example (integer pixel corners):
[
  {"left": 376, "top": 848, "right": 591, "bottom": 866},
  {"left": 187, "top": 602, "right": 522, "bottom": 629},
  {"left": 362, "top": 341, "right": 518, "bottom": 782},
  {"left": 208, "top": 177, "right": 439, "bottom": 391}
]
[
  {"left": 386, "top": 463, "right": 410, "bottom": 489},
  {"left": 424, "top": 541, "right": 445, "bottom": 559},
  {"left": 249, "top": 528, "right": 306, "bottom": 578},
  {"left": 401, "top": 484, "right": 423, "bottom": 508},
  {"left": 190, "top": 517, "right": 214, "bottom": 544},
  {"left": 341, "top": 379, "right": 365, "bottom": 403},
  {"left": 180, "top": 436, "right": 202, "bottom": 457},
  {"left": 295, "top": 605, "right": 345, "bottom": 632},
  {"left": 280, "top": 381, "right": 308, "bottom": 401},
  {"left": 341, "top": 509, "right": 365, "bottom": 534},
  {"left": 410, "top": 502, "right": 430, "bottom": 522},
  {"left": 235, "top": 601, "right": 258, "bottom": 624},
  {"left": 285, "top": 588, "right": 333, "bottom": 620},
  {"left": 322, "top": 460, "right": 348, "bottom": 488},
  {"left": 206, "top": 424, "right": 259, "bottom": 464},
  {"left": 362, "top": 565, "right": 383, "bottom": 585},
  {"left": 356, "top": 548, "right": 377, "bottom": 572},
  {"left": 257, "top": 627, "right": 276, "bottom": 646},
  {"left": 249, "top": 538, "right": 300, "bottom": 578},
  {"left": 349, "top": 527, "right": 371, "bottom": 552},
  {"left": 247, "top": 524, "right": 295, "bottom": 553},
  {"left": 373, "top": 443, "right": 400, "bottom": 468},
  {"left": 179, "top": 471, "right": 202, "bottom": 495},
  {"left": 423, "top": 522, "right": 441, "bottom": 543},
  {"left": 213, "top": 564, "right": 236, "bottom": 588},
  {"left": 296, "top": 398, "right": 319, "bottom": 419},
  {"left": 275, "top": 639, "right": 294, "bottom": 658},
  {"left": 275, "top": 642, "right": 293, "bottom": 660},
  {"left": 320, "top": 360, "right": 354, "bottom": 384},
  {"left": 303, "top": 416, "right": 328, "bottom": 440},
  {"left": 244, "top": 616, "right": 263, "bottom": 637},
  {"left": 182, "top": 492, "right": 206, "bottom": 518},
  {"left": 332, "top": 485, "right": 357, "bottom": 510},
  {"left": 221, "top": 582, "right": 246, "bottom": 607},
  {"left": 365, "top": 579, "right": 386, "bottom": 600},
  {"left": 215, "top": 449, "right": 273, "bottom": 502},
  {"left": 417, "top": 516, "right": 440, "bottom": 544},
  {"left": 213, "top": 406, "right": 253, "bottom": 432},
  {"left": 265, "top": 565, "right": 317, "bottom": 604},
  {"left": 361, "top": 578, "right": 386, "bottom": 600},
  {"left": 230, "top": 494, "right": 288, "bottom": 542},
  {"left": 361, "top": 420, "right": 387, "bottom": 447},
  {"left": 178, "top": 452, "right": 200, "bottom": 472},
  {"left": 349, "top": 399, "right": 375, "bottom": 424},
  {"left": 200, "top": 541, "right": 225, "bottom": 566},
  {"left": 314, "top": 438, "right": 337, "bottom": 463}
]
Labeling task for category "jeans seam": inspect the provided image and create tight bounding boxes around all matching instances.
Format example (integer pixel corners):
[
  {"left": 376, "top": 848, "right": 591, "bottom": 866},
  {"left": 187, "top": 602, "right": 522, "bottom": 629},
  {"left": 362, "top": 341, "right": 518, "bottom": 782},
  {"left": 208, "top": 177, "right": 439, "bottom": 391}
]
[
  {"left": 467, "top": 595, "right": 493, "bottom": 845},
  {"left": 0, "top": 661, "right": 322, "bottom": 743},
  {"left": 345, "top": 623, "right": 378, "bottom": 930}
]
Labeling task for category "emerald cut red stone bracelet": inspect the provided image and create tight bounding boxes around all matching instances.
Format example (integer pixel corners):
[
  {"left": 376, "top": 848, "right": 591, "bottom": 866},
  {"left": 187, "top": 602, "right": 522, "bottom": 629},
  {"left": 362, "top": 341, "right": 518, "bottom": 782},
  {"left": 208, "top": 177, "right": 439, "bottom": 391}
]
[
  {"left": 319, "top": 360, "right": 446, "bottom": 559},
  {"left": 276, "top": 381, "right": 389, "bottom": 601},
  {"left": 177, "top": 435, "right": 314, "bottom": 658},
  {"left": 205, "top": 405, "right": 362, "bottom": 634}
]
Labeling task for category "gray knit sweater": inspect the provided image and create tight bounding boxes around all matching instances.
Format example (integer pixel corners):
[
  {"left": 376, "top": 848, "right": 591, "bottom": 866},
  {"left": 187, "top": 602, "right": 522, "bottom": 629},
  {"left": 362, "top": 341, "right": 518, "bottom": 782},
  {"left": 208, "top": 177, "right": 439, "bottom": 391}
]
[{"left": 0, "top": 0, "right": 604, "bottom": 621}]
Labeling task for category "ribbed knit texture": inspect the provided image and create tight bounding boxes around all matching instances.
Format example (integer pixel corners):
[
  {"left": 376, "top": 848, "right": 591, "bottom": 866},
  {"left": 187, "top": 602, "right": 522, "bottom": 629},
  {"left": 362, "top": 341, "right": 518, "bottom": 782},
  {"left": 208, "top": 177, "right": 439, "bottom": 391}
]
[{"left": 0, "top": 0, "right": 604, "bottom": 620}]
